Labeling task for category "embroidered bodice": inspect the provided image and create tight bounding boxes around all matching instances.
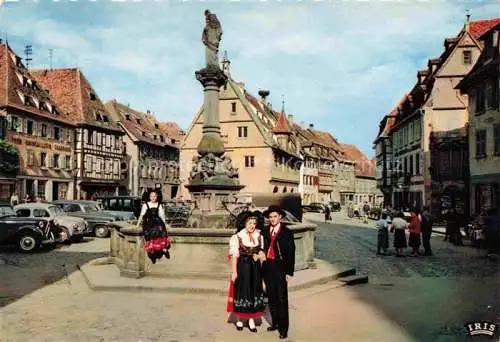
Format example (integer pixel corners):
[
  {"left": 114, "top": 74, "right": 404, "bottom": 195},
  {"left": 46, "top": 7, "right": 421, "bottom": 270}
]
[{"left": 229, "top": 229, "right": 263, "bottom": 258}]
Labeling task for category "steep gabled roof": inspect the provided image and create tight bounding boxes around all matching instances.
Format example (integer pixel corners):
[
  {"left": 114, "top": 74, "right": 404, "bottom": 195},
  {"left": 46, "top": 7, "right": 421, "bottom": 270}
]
[
  {"left": 31, "top": 68, "right": 122, "bottom": 132},
  {"left": 0, "top": 43, "right": 74, "bottom": 126},
  {"left": 159, "top": 122, "right": 184, "bottom": 143},
  {"left": 273, "top": 111, "right": 292, "bottom": 134},
  {"left": 340, "top": 143, "right": 375, "bottom": 178},
  {"left": 104, "top": 100, "right": 177, "bottom": 148},
  {"left": 470, "top": 18, "right": 500, "bottom": 41}
]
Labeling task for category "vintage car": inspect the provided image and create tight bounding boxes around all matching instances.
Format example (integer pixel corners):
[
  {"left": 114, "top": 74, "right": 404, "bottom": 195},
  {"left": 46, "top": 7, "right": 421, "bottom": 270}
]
[
  {"left": 52, "top": 200, "right": 118, "bottom": 238},
  {"left": 329, "top": 202, "right": 342, "bottom": 212},
  {"left": 303, "top": 203, "right": 326, "bottom": 213},
  {"left": 95, "top": 196, "right": 142, "bottom": 218},
  {"left": 14, "top": 203, "right": 90, "bottom": 242},
  {"left": 53, "top": 200, "right": 134, "bottom": 221},
  {"left": 0, "top": 206, "right": 57, "bottom": 252}
]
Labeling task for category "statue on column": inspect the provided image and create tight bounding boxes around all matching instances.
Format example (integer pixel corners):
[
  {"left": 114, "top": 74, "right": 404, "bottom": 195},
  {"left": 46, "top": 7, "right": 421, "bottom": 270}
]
[{"left": 202, "top": 9, "right": 223, "bottom": 68}]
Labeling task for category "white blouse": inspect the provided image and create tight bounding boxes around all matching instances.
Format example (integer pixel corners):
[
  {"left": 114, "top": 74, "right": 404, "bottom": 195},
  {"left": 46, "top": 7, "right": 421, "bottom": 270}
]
[
  {"left": 229, "top": 229, "right": 264, "bottom": 257},
  {"left": 139, "top": 202, "right": 166, "bottom": 222}
]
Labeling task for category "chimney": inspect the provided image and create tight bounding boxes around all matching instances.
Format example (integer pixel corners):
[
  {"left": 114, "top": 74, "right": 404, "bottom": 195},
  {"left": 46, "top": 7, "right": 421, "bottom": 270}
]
[
  {"left": 147, "top": 109, "right": 151, "bottom": 115},
  {"left": 309, "top": 123, "right": 314, "bottom": 129},
  {"left": 288, "top": 114, "right": 294, "bottom": 123}
]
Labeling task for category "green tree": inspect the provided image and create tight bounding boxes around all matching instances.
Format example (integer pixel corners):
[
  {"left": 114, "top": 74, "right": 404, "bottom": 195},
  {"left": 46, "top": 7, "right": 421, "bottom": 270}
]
[{"left": 0, "top": 140, "right": 20, "bottom": 177}]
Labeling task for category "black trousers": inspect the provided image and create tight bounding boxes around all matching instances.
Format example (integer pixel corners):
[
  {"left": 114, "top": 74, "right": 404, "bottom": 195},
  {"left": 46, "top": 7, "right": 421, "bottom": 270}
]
[
  {"left": 264, "top": 260, "right": 289, "bottom": 335},
  {"left": 422, "top": 229, "right": 432, "bottom": 254}
]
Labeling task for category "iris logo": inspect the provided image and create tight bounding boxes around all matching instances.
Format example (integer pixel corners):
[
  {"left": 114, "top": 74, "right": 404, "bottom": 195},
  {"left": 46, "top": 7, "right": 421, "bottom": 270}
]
[{"left": 464, "top": 321, "right": 498, "bottom": 337}]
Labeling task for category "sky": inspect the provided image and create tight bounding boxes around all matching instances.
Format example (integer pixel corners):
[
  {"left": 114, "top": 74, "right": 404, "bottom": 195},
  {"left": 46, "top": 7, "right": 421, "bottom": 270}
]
[{"left": 1, "top": 1, "right": 499, "bottom": 158}]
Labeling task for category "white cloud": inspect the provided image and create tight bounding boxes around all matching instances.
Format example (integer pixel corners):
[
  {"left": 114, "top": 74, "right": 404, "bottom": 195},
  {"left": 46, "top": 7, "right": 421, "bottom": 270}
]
[{"left": 0, "top": 1, "right": 498, "bottom": 156}]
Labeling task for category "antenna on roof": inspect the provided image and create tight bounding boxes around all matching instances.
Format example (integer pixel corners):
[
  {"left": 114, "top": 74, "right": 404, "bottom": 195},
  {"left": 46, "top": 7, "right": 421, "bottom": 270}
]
[
  {"left": 48, "top": 49, "right": 53, "bottom": 70},
  {"left": 24, "top": 44, "right": 33, "bottom": 69},
  {"left": 465, "top": 9, "right": 471, "bottom": 23}
]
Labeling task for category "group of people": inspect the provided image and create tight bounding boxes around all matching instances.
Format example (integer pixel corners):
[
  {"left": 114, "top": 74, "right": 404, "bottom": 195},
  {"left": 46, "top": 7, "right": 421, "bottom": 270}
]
[
  {"left": 375, "top": 206, "right": 434, "bottom": 257},
  {"left": 134, "top": 192, "right": 296, "bottom": 339}
]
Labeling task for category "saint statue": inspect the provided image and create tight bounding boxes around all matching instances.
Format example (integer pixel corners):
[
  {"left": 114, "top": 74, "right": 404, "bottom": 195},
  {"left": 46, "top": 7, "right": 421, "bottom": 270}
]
[{"left": 202, "top": 10, "right": 223, "bottom": 68}]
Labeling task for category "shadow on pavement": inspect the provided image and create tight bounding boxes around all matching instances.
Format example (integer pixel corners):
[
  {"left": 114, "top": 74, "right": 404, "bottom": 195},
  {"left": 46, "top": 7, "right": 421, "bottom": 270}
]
[
  {"left": 0, "top": 239, "right": 107, "bottom": 308},
  {"left": 307, "top": 213, "right": 500, "bottom": 342}
]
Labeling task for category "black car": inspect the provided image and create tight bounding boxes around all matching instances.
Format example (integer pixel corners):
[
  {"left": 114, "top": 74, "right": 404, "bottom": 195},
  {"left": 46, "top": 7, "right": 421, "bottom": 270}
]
[
  {"left": 0, "top": 207, "right": 57, "bottom": 252},
  {"left": 303, "top": 203, "right": 326, "bottom": 213},
  {"left": 95, "top": 196, "right": 142, "bottom": 218},
  {"left": 330, "top": 202, "right": 341, "bottom": 212}
]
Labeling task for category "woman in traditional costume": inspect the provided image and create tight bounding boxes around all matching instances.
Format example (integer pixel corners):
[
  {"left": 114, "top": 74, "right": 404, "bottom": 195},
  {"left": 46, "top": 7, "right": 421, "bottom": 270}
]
[
  {"left": 226, "top": 211, "right": 266, "bottom": 333},
  {"left": 136, "top": 189, "right": 171, "bottom": 263}
]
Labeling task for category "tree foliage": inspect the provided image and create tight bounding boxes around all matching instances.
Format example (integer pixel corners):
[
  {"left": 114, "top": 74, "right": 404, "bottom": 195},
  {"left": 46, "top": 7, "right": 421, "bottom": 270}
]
[{"left": 0, "top": 139, "right": 20, "bottom": 177}]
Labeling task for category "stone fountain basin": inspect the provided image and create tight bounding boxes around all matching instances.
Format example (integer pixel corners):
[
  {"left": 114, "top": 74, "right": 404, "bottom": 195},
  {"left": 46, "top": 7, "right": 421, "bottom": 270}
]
[{"left": 108, "top": 221, "right": 316, "bottom": 279}]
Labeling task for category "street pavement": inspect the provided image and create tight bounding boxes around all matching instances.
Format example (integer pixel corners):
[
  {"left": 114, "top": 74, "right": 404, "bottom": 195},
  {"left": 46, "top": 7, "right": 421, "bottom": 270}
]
[{"left": 0, "top": 213, "right": 499, "bottom": 342}]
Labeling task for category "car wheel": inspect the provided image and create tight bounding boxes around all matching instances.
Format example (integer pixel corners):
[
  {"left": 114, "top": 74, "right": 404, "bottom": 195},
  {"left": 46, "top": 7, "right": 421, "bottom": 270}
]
[
  {"left": 94, "top": 225, "right": 109, "bottom": 238},
  {"left": 17, "top": 232, "right": 41, "bottom": 252}
]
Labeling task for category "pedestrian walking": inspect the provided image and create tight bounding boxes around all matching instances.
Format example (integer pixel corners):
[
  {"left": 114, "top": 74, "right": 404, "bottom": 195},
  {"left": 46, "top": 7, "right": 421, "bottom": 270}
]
[
  {"left": 483, "top": 208, "right": 500, "bottom": 259},
  {"left": 392, "top": 212, "right": 408, "bottom": 257},
  {"left": 136, "top": 189, "right": 171, "bottom": 263},
  {"left": 324, "top": 205, "right": 331, "bottom": 223},
  {"left": 262, "top": 205, "right": 296, "bottom": 340},
  {"left": 226, "top": 211, "right": 266, "bottom": 332},
  {"left": 420, "top": 206, "right": 433, "bottom": 256},
  {"left": 408, "top": 209, "right": 422, "bottom": 257},
  {"left": 376, "top": 213, "right": 389, "bottom": 255}
]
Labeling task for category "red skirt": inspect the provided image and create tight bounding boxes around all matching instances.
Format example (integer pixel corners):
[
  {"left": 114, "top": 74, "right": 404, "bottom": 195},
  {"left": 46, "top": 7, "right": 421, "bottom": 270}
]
[{"left": 145, "top": 237, "right": 171, "bottom": 254}]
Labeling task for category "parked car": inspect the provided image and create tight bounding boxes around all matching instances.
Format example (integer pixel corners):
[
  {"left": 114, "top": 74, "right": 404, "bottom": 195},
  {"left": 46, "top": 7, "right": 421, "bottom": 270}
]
[
  {"left": 52, "top": 200, "right": 117, "bottom": 238},
  {"left": 96, "top": 196, "right": 142, "bottom": 218},
  {"left": 329, "top": 202, "right": 341, "bottom": 212},
  {"left": 0, "top": 207, "right": 57, "bottom": 252},
  {"left": 303, "top": 203, "right": 326, "bottom": 213},
  {"left": 14, "top": 203, "right": 90, "bottom": 242}
]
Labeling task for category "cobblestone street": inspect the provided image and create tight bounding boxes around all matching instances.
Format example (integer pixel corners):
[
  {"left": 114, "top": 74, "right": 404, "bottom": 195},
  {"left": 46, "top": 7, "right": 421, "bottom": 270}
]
[{"left": 0, "top": 213, "right": 499, "bottom": 342}]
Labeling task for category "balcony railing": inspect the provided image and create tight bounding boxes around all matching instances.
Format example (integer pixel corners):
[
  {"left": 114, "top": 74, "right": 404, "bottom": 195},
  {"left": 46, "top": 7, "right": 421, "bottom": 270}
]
[{"left": 271, "top": 166, "right": 300, "bottom": 184}]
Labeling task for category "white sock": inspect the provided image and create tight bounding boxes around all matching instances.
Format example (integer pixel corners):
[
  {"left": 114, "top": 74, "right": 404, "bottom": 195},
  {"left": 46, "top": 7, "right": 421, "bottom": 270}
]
[
  {"left": 249, "top": 318, "right": 255, "bottom": 329},
  {"left": 236, "top": 321, "right": 243, "bottom": 327}
]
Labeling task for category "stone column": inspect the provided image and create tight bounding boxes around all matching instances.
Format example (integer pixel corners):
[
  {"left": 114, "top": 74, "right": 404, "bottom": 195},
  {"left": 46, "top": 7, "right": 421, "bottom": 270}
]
[{"left": 195, "top": 66, "right": 227, "bottom": 156}]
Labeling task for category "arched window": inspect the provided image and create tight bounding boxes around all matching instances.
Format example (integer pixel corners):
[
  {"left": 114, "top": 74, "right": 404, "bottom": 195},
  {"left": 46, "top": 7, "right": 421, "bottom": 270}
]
[{"left": 273, "top": 186, "right": 278, "bottom": 193}]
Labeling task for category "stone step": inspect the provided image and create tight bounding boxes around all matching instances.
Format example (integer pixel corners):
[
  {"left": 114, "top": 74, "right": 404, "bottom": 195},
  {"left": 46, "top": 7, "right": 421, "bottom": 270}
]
[
  {"left": 80, "top": 258, "right": 355, "bottom": 295},
  {"left": 338, "top": 274, "right": 368, "bottom": 286}
]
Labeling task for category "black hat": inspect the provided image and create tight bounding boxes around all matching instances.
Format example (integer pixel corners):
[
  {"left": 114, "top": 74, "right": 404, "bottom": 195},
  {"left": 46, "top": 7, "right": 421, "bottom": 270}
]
[
  {"left": 263, "top": 205, "right": 286, "bottom": 218},
  {"left": 235, "top": 211, "right": 264, "bottom": 232}
]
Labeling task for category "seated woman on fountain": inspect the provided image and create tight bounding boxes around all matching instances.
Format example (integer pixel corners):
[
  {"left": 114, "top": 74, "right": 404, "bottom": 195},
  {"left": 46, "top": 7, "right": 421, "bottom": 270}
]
[{"left": 136, "top": 189, "right": 171, "bottom": 264}]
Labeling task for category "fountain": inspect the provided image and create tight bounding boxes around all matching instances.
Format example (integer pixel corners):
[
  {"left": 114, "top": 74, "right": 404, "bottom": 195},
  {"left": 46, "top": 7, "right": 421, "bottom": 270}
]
[{"left": 79, "top": 11, "right": 347, "bottom": 294}]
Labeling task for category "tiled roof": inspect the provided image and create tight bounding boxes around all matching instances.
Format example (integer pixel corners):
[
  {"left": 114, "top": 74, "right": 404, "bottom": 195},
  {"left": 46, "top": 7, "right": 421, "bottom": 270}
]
[
  {"left": 0, "top": 44, "right": 74, "bottom": 126},
  {"left": 159, "top": 122, "right": 184, "bottom": 143},
  {"left": 30, "top": 68, "right": 122, "bottom": 132},
  {"left": 104, "top": 100, "right": 177, "bottom": 148},
  {"left": 340, "top": 143, "right": 375, "bottom": 178},
  {"left": 273, "top": 111, "right": 292, "bottom": 134},
  {"left": 470, "top": 18, "right": 500, "bottom": 40}
]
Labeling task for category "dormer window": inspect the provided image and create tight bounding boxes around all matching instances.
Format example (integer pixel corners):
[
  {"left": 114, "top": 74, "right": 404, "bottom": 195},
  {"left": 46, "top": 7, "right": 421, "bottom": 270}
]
[
  {"left": 136, "top": 119, "right": 141, "bottom": 125},
  {"left": 96, "top": 113, "right": 103, "bottom": 121},
  {"left": 142, "top": 131, "right": 146, "bottom": 137},
  {"left": 125, "top": 114, "right": 131, "bottom": 120},
  {"left": 160, "top": 136, "right": 164, "bottom": 142},
  {"left": 154, "top": 123, "right": 159, "bottom": 129},
  {"left": 153, "top": 135, "right": 157, "bottom": 140},
  {"left": 16, "top": 90, "right": 25, "bottom": 104},
  {"left": 102, "top": 115, "right": 109, "bottom": 122},
  {"left": 32, "top": 97, "right": 40, "bottom": 109},
  {"left": 26, "top": 79, "right": 33, "bottom": 88},
  {"left": 89, "top": 92, "right": 97, "bottom": 101},
  {"left": 44, "top": 102, "right": 52, "bottom": 113},
  {"left": 463, "top": 50, "right": 472, "bottom": 65}
]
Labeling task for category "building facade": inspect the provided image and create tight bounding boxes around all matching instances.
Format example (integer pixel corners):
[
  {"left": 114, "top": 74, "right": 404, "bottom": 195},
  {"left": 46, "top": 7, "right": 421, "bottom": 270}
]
[
  {"left": 457, "top": 22, "right": 500, "bottom": 215},
  {"left": 105, "top": 100, "right": 180, "bottom": 200},
  {"left": 31, "top": 68, "right": 126, "bottom": 200},
  {"left": 0, "top": 43, "right": 76, "bottom": 201},
  {"left": 375, "top": 17, "right": 500, "bottom": 214}
]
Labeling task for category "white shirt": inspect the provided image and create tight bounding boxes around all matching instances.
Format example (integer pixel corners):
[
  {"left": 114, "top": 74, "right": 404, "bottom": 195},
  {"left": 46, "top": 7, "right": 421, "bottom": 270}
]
[
  {"left": 139, "top": 202, "right": 166, "bottom": 222},
  {"left": 229, "top": 229, "right": 264, "bottom": 257},
  {"left": 270, "top": 223, "right": 281, "bottom": 236}
]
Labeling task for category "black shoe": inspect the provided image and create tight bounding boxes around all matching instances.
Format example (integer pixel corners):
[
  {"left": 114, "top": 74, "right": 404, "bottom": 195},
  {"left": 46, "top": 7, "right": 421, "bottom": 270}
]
[
  {"left": 150, "top": 256, "right": 157, "bottom": 264},
  {"left": 165, "top": 250, "right": 171, "bottom": 259},
  {"left": 249, "top": 327, "right": 257, "bottom": 333},
  {"left": 235, "top": 323, "right": 243, "bottom": 331},
  {"left": 267, "top": 325, "right": 279, "bottom": 332},
  {"left": 279, "top": 333, "right": 288, "bottom": 339}
]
